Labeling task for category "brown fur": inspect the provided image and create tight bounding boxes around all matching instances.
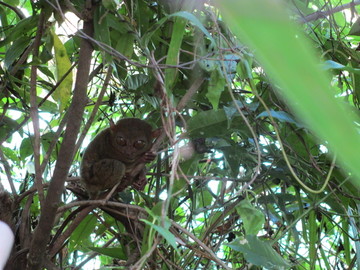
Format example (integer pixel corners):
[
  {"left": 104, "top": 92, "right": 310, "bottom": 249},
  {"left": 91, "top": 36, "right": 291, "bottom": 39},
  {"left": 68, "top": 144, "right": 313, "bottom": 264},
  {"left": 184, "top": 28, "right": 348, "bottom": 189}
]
[{"left": 80, "top": 118, "right": 156, "bottom": 198}]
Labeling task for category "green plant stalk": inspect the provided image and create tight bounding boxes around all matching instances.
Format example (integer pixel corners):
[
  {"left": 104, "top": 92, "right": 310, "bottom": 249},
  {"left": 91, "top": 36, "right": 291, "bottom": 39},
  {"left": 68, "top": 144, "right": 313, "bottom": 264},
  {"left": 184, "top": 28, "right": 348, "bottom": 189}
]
[
  {"left": 308, "top": 209, "right": 317, "bottom": 270},
  {"left": 165, "top": 17, "right": 186, "bottom": 90},
  {"left": 342, "top": 219, "right": 351, "bottom": 266}
]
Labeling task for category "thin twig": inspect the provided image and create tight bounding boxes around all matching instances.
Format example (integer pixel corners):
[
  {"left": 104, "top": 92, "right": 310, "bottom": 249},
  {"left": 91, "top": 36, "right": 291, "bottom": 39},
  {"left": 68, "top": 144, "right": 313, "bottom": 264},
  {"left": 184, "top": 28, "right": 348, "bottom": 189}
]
[
  {"left": 299, "top": 0, "right": 360, "bottom": 23},
  {"left": 29, "top": 11, "right": 46, "bottom": 208}
]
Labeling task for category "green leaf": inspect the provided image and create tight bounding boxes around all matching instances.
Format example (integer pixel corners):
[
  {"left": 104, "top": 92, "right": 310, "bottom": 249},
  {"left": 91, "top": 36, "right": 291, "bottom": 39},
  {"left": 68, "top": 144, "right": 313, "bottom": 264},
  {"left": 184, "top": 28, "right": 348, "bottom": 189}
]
[
  {"left": 115, "top": 32, "right": 134, "bottom": 59},
  {"left": 69, "top": 214, "right": 97, "bottom": 252},
  {"left": 237, "top": 54, "right": 253, "bottom": 80},
  {"left": 0, "top": 116, "right": 19, "bottom": 141},
  {"left": 88, "top": 247, "right": 126, "bottom": 260},
  {"left": 194, "top": 189, "right": 214, "bottom": 210},
  {"left": 20, "top": 137, "right": 33, "bottom": 160},
  {"left": 94, "top": 5, "right": 112, "bottom": 62},
  {"left": 51, "top": 30, "right": 73, "bottom": 112},
  {"left": 236, "top": 199, "right": 265, "bottom": 235},
  {"left": 3, "top": 0, "right": 19, "bottom": 6},
  {"left": 124, "top": 74, "right": 149, "bottom": 90},
  {"left": 141, "top": 219, "right": 180, "bottom": 254},
  {"left": 0, "top": 15, "right": 39, "bottom": 48},
  {"left": 220, "top": 145, "right": 244, "bottom": 178},
  {"left": 221, "top": 54, "right": 240, "bottom": 81},
  {"left": 349, "top": 17, "right": 360, "bottom": 36},
  {"left": 1, "top": 146, "right": 18, "bottom": 164},
  {"left": 41, "top": 132, "right": 59, "bottom": 160},
  {"left": 142, "top": 11, "right": 215, "bottom": 48},
  {"left": 322, "top": 60, "right": 360, "bottom": 74},
  {"left": 257, "top": 110, "right": 304, "bottom": 127},
  {"left": 4, "top": 36, "right": 31, "bottom": 69},
  {"left": 170, "top": 11, "right": 214, "bottom": 45},
  {"left": 102, "top": 0, "right": 117, "bottom": 11},
  {"left": 226, "top": 235, "right": 291, "bottom": 269},
  {"left": 187, "top": 109, "right": 228, "bottom": 138},
  {"left": 206, "top": 69, "right": 226, "bottom": 110},
  {"left": 165, "top": 16, "right": 186, "bottom": 90}
]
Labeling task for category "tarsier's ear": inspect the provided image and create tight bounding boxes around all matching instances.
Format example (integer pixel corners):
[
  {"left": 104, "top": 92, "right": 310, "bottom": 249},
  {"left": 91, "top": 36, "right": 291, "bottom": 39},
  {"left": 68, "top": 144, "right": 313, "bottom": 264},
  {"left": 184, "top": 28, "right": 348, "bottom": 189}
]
[{"left": 152, "top": 128, "right": 162, "bottom": 139}]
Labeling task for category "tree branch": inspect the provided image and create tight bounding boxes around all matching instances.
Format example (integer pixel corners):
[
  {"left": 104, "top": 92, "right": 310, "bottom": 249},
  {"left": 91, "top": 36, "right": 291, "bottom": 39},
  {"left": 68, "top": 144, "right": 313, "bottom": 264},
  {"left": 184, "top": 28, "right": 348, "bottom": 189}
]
[{"left": 26, "top": 1, "right": 94, "bottom": 269}]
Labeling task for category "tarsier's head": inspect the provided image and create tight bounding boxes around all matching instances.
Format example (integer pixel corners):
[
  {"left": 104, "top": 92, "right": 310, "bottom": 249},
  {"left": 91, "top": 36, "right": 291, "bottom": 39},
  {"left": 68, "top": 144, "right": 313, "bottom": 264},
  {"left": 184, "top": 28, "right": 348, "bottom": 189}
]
[{"left": 110, "top": 118, "right": 155, "bottom": 163}]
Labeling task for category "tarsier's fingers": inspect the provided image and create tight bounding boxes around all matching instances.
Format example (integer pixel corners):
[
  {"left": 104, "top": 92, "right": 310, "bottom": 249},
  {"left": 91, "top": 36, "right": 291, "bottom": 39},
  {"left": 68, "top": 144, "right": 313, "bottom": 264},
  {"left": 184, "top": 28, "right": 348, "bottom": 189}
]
[
  {"left": 132, "top": 178, "right": 147, "bottom": 191},
  {"left": 139, "top": 151, "right": 157, "bottom": 163},
  {"left": 131, "top": 170, "right": 147, "bottom": 191}
]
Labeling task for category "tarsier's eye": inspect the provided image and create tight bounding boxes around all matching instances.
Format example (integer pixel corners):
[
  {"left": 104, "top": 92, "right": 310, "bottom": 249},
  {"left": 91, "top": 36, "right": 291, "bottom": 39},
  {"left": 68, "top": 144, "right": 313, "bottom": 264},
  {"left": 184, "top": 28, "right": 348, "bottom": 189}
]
[
  {"left": 116, "top": 136, "right": 126, "bottom": 146},
  {"left": 134, "top": 140, "right": 146, "bottom": 149}
]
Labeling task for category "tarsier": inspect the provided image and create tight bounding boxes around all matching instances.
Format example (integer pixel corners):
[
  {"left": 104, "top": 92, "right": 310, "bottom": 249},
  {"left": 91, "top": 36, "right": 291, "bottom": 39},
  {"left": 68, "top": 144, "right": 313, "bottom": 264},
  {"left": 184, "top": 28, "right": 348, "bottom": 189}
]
[{"left": 80, "top": 118, "right": 159, "bottom": 198}]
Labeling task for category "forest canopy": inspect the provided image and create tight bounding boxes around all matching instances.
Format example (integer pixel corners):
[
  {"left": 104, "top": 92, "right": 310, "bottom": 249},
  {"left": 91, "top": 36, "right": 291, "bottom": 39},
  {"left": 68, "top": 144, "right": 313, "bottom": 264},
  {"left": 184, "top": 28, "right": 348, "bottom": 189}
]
[{"left": 1, "top": 0, "right": 360, "bottom": 269}]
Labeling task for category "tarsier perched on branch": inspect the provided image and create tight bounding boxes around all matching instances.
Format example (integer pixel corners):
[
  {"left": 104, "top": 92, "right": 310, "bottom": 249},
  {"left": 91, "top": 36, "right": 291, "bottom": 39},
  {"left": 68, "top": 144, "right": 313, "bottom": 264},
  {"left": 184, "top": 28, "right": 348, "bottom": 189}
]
[{"left": 80, "top": 118, "right": 160, "bottom": 198}]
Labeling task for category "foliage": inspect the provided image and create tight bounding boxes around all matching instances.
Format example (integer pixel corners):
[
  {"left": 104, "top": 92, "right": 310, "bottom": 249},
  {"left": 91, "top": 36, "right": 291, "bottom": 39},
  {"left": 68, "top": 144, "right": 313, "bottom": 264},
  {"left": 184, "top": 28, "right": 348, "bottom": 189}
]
[{"left": 0, "top": 0, "right": 360, "bottom": 269}]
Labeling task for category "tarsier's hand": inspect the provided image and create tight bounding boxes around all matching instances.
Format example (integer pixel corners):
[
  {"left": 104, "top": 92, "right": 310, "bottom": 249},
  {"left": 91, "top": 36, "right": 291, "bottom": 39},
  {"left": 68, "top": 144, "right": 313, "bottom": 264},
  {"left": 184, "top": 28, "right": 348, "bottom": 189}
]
[
  {"left": 115, "top": 173, "right": 132, "bottom": 192},
  {"left": 130, "top": 151, "right": 156, "bottom": 190},
  {"left": 139, "top": 151, "right": 157, "bottom": 163},
  {"left": 131, "top": 170, "right": 147, "bottom": 191}
]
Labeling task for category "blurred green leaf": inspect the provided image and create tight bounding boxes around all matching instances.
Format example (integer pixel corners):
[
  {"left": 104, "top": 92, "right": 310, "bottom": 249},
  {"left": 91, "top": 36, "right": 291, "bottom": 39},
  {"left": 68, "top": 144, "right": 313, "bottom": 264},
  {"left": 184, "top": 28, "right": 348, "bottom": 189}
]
[
  {"left": 217, "top": 0, "right": 360, "bottom": 187},
  {"left": 206, "top": 69, "right": 226, "bottom": 110},
  {"left": 349, "top": 18, "right": 360, "bottom": 36}
]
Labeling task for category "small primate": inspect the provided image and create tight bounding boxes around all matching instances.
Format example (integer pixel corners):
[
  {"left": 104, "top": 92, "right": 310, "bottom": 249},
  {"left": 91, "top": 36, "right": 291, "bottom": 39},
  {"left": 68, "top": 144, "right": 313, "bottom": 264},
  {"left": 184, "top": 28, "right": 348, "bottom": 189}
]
[{"left": 80, "top": 118, "right": 158, "bottom": 198}]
